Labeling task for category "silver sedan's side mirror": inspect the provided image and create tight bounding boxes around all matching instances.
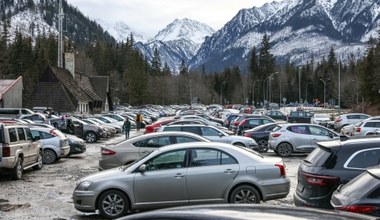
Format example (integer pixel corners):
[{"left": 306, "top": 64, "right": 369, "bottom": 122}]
[
  {"left": 138, "top": 164, "right": 146, "bottom": 172},
  {"left": 218, "top": 133, "right": 223, "bottom": 137}
]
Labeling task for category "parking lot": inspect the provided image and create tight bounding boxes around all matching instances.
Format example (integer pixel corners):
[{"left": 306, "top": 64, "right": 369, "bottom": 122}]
[{"left": 0, "top": 129, "right": 305, "bottom": 220}]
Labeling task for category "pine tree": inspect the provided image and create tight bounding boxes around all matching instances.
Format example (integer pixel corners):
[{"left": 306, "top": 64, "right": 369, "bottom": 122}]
[{"left": 150, "top": 47, "right": 162, "bottom": 75}]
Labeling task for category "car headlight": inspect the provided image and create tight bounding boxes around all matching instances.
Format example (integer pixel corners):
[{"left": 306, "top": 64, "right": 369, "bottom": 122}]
[
  {"left": 248, "top": 140, "right": 255, "bottom": 145},
  {"left": 76, "top": 181, "right": 93, "bottom": 191}
]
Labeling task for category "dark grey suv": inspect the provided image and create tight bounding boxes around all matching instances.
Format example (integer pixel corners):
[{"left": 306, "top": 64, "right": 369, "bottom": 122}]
[{"left": 294, "top": 136, "right": 380, "bottom": 209}]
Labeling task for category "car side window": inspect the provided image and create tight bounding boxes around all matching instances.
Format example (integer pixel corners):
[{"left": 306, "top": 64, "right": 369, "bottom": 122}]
[
  {"left": 288, "top": 126, "right": 308, "bottom": 134},
  {"left": 145, "top": 150, "right": 186, "bottom": 171},
  {"left": 17, "top": 128, "right": 26, "bottom": 141},
  {"left": 41, "top": 131, "right": 53, "bottom": 139},
  {"left": 368, "top": 187, "right": 380, "bottom": 199},
  {"left": 175, "top": 136, "right": 199, "bottom": 143},
  {"left": 146, "top": 137, "right": 171, "bottom": 148},
  {"left": 190, "top": 149, "right": 237, "bottom": 167},
  {"left": 163, "top": 126, "right": 181, "bottom": 132},
  {"left": 182, "top": 127, "right": 201, "bottom": 135},
  {"left": 25, "top": 128, "right": 33, "bottom": 141},
  {"left": 248, "top": 119, "right": 260, "bottom": 126},
  {"left": 200, "top": 127, "right": 219, "bottom": 136},
  {"left": 364, "top": 122, "right": 376, "bottom": 127},
  {"left": 9, "top": 128, "right": 18, "bottom": 142},
  {"left": 309, "top": 126, "right": 329, "bottom": 136},
  {"left": 346, "top": 149, "right": 380, "bottom": 169}
]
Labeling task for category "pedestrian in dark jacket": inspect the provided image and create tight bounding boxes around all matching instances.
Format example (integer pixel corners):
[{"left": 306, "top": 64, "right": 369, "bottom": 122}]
[{"left": 123, "top": 118, "right": 131, "bottom": 139}]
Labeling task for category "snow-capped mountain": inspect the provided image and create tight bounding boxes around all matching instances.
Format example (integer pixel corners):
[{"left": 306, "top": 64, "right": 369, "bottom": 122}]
[
  {"left": 99, "top": 21, "right": 151, "bottom": 43},
  {"left": 190, "top": 0, "right": 380, "bottom": 72},
  {"left": 135, "top": 18, "right": 215, "bottom": 73}
]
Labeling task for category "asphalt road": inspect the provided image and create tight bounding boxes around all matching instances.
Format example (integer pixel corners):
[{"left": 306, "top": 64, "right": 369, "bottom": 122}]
[{"left": 0, "top": 129, "right": 306, "bottom": 220}]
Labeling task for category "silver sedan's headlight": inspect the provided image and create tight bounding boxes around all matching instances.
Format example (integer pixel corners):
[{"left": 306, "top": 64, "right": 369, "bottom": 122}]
[
  {"left": 76, "top": 181, "right": 93, "bottom": 191},
  {"left": 248, "top": 140, "right": 256, "bottom": 145}
]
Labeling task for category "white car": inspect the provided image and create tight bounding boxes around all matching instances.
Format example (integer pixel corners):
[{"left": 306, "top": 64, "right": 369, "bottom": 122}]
[
  {"left": 310, "top": 114, "right": 332, "bottom": 126},
  {"left": 352, "top": 119, "right": 380, "bottom": 136},
  {"left": 333, "top": 113, "right": 370, "bottom": 131}
]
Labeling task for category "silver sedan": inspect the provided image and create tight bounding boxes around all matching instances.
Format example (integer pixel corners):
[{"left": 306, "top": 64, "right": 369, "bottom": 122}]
[
  {"left": 73, "top": 142, "right": 290, "bottom": 219},
  {"left": 98, "top": 131, "right": 210, "bottom": 170}
]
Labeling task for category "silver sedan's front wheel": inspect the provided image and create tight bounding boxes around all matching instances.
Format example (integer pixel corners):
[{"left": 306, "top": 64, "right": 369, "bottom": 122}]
[
  {"left": 229, "top": 185, "right": 260, "bottom": 204},
  {"left": 98, "top": 190, "right": 129, "bottom": 219}
]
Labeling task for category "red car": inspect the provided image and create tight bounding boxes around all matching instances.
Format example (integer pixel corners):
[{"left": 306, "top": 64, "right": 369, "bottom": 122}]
[{"left": 144, "top": 118, "right": 177, "bottom": 134}]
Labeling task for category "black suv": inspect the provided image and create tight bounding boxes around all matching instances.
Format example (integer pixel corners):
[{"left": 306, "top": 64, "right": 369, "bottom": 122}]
[
  {"left": 294, "top": 136, "right": 380, "bottom": 209},
  {"left": 287, "top": 110, "right": 313, "bottom": 123}
]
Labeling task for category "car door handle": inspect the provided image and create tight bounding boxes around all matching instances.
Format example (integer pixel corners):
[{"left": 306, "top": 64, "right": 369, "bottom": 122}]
[
  {"left": 174, "top": 173, "right": 185, "bottom": 178},
  {"left": 224, "top": 169, "right": 235, "bottom": 174}
]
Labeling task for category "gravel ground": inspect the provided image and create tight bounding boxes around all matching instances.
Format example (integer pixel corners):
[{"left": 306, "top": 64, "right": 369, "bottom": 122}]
[{"left": 0, "top": 129, "right": 306, "bottom": 220}]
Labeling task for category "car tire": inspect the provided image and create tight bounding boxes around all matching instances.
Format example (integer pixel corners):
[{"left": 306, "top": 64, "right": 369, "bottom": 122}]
[
  {"left": 229, "top": 185, "right": 260, "bottom": 204},
  {"left": 33, "top": 151, "right": 43, "bottom": 170},
  {"left": 11, "top": 157, "right": 23, "bottom": 180},
  {"left": 97, "top": 189, "right": 130, "bottom": 219},
  {"left": 257, "top": 139, "right": 269, "bottom": 153},
  {"left": 276, "top": 142, "right": 293, "bottom": 157},
  {"left": 43, "top": 149, "right": 57, "bottom": 164},
  {"left": 84, "top": 131, "right": 97, "bottom": 143}
]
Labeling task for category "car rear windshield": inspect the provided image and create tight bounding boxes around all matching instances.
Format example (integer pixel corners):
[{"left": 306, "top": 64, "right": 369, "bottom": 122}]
[
  {"left": 339, "top": 171, "right": 378, "bottom": 198},
  {"left": 303, "top": 146, "right": 331, "bottom": 167}
]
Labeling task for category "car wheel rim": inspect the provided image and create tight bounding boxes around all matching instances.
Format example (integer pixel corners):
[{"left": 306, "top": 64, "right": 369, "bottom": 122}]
[
  {"left": 102, "top": 194, "right": 125, "bottom": 217},
  {"left": 278, "top": 144, "right": 291, "bottom": 156},
  {"left": 258, "top": 140, "right": 268, "bottom": 152},
  {"left": 86, "top": 133, "right": 96, "bottom": 143},
  {"left": 234, "top": 189, "right": 257, "bottom": 203},
  {"left": 43, "top": 150, "right": 56, "bottom": 164}
]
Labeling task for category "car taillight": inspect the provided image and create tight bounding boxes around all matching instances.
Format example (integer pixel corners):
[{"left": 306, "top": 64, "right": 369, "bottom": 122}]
[
  {"left": 233, "top": 121, "right": 239, "bottom": 126},
  {"left": 303, "top": 172, "right": 339, "bottom": 186},
  {"left": 3, "top": 143, "right": 10, "bottom": 157},
  {"left": 240, "top": 119, "right": 246, "bottom": 126},
  {"left": 335, "top": 117, "right": 342, "bottom": 122},
  {"left": 145, "top": 125, "right": 153, "bottom": 133},
  {"left": 272, "top": 133, "right": 281, "bottom": 138},
  {"left": 355, "top": 127, "right": 361, "bottom": 132},
  {"left": 338, "top": 205, "right": 379, "bottom": 214},
  {"left": 101, "top": 147, "right": 116, "bottom": 155},
  {"left": 275, "top": 163, "right": 286, "bottom": 176}
]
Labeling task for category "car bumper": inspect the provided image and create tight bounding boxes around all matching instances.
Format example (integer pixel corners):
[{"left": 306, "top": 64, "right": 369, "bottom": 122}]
[
  {"left": 0, "top": 156, "right": 16, "bottom": 169},
  {"left": 73, "top": 190, "right": 97, "bottom": 212},
  {"left": 69, "top": 143, "right": 86, "bottom": 154},
  {"left": 59, "top": 146, "right": 70, "bottom": 157},
  {"left": 293, "top": 192, "right": 333, "bottom": 209},
  {"left": 261, "top": 178, "right": 290, "bottom": 201}
]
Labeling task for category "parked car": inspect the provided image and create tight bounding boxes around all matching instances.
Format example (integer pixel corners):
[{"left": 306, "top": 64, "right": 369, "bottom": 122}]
[
  {"left": 265, "top": 110, "right": 287, "bottom": 121},
  {"left": 92, "top": 116, "right": 123, "bottom": 133},
  {"left": 83, "top": 118, "right": 115, "bottom": 137},
  {"left": 46, "top": 117, "right": 106, "bottom": 143},
  {"left": 230, "top": 114, "right": 267, "bottom": 134},
  {"left": 334, "top": 113, "right": 370, "bottom": 131},
  {"left": 180, "top": 115, "right": 221, "bottom": 127},
  {"left": 351, "top": 120, "right": 380, "bottom": 136},
  {"left": 159, "top": 124, "right": 258, "bottom": 149},
  {"left": 294, "top": 136, "right": 380, "bottom": 209},
  {"left": 0, "top": 122, "right": 42, "bottom": 180},
  {"left": 268, "top": 123, "right": 340, "bottom": 157},
  {"left": 286, "top": 110, "right": 314, "bottom": 123},
  {"left": 66, "top": 134, "right": 86, "bottom": 155},
  {"left": 310, "top": 113, "right": 332, "bottom": 126},
  {"left": 331, "top": 166, "right": 380, "bottom": 217},
  {"left": 19, "top": 113, "right": 47, "bottom": 123},
  {"left": 223, "top": 113, "right": 239, "bottom": 128},
  {"left": 99, "top": 131, "right": 210, "bottom": 170},
  {"left": 144, "top": 118, "right": 177, "bottom": 134},
  {"left": 121, "top": 204, "right": 375, "bottom": 220},
  {"left": 30, "top": 126, "right": 70, "bottom": 164},
  {"left": 73, "top": 142, "right": 290, "bottom": 219},
  {"left": 243, "top": 123, "right": 279, "bottom": 153},
  {"left": 236, "top": 116, "right": 276, "bottom": 135}
]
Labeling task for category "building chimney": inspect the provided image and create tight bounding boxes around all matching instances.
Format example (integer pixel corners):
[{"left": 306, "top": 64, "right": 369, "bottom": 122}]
[{"left": 64, "top": 52, "right": 75, "bottom": 79}]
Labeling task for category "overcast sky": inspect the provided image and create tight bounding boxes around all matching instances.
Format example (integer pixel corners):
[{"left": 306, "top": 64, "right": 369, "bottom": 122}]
[{"left": 66, "top": 0, "right": 277, "bottom": 36}]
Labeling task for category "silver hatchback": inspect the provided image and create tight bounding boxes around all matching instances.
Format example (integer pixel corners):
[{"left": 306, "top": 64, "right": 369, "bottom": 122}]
[
  {"left": 268, "top": 123, "right": 340, "bottom": 157},
  {"left": 73, "top": 142, "right": 290, "bottom": 219}
]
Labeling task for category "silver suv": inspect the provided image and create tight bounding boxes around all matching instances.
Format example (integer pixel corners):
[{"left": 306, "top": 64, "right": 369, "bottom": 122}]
[{"left": 0, "top": 122, "right": 43, "bottom": 180}]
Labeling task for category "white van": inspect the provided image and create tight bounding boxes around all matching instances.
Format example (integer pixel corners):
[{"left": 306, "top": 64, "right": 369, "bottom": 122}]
[{"left": 0, "top": 108, "right": 34, "bottom": 118}]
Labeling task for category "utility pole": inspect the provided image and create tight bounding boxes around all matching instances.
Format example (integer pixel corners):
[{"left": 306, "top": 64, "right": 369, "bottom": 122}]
[
  {"left": 338, "top": 60, "right": 341, "bottom": 114},
  {"left": 58, "top": 0, "right": 64, "bottom": 68}
]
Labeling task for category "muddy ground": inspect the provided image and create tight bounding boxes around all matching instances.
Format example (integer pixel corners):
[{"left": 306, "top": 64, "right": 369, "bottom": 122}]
[{"left": 0, "top": 130, "right": 304, "bottom": 220}]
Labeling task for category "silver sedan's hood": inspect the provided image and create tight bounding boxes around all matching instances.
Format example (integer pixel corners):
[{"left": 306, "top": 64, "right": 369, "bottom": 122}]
[{"left": 80, "top": 166, "right": 131, "bottom": 182}]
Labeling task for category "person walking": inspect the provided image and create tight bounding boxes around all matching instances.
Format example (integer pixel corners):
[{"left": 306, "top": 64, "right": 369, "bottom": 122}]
[
  {"left": 135, "top": 112, "right": 143, "bottom": 131},
  {"left": 123, "top": 118, "right": 131, "bottom": 139}
]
